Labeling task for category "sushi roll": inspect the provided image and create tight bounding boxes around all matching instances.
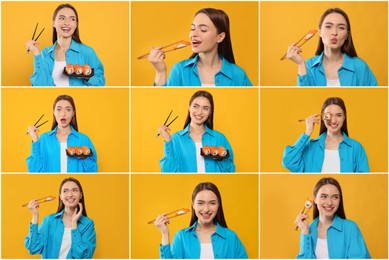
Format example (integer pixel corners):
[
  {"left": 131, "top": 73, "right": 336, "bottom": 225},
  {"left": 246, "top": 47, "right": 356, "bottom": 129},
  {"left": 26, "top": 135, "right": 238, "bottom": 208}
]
[
  {"left": 82, "top": 145, "right": 91, "bottom": 155},
  {"left": 82, "top": 64, "right": 92, "bottom": 76},
  {"left": 67, "top": 146, "right": 75, "bottom": 155},
  {"left": 218, "top": 146, "right": 227, "bottom": 157},
  {"left": 65, "top": 64, "right": 74, "bottom": 74},
  {"left": 210, "top": 146, "right": 219, "bottom": 156},
  {"left": 73, "top": 64, "right": 83, "bottom": 75},
  {"left": 74, "top": 146, "right": 83, "bottom": 155},
  {"left": 202, "top": 145, "right": 211, "bottom": 155}
]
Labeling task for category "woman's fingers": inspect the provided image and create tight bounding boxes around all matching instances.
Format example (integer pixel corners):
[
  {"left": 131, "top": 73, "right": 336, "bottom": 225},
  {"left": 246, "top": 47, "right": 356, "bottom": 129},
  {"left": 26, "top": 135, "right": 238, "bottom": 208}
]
[{"left": 158, "top": 125, "right": 171, "bottom": 142}]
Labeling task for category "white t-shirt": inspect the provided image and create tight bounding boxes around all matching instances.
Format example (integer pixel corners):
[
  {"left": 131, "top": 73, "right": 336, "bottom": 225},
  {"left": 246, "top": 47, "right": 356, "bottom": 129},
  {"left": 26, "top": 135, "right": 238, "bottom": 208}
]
[
  {"left": 326, "top": 78, "right": 341, "bottom": 87},
  {"left": 59, "top": 228, "right": 72, "bottom": 258},
  {"left": 315, "top": 238, "right": 329, "bottom": 259},
  {"left": 200, "top": 243, "right": 214, "bottom": 259},
  {"left": 60, "top": 143, "right": 68, "bottom": 173},
  {"left": 52, "top": 61, "right": 70, "bottom": 86},
  {"left": 321, "top": 149, "right": 340, "bottom": 173},
  {"left": 201, "top": 83, "right": 216, "bottom": 87},
  {"left": 195, "top": 143, "right": 205, "bottom": 173}
]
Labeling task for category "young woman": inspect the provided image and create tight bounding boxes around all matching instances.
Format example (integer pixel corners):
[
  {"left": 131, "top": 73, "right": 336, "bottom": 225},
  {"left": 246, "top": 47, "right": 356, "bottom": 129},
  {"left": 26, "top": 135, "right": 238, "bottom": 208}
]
[
  {"left": 282, "top": 97, "right": 369, "bottom": 172},
  {"left": 148, "top": 8, "right": 252, "bottom": 86},
  {"left": 26, "top": 95, "right": 97, "bottom": 172},
  {"left": 154, "top": 182, "right": 247, "bottom": 258},
  {"left": 286, "top": 8, "right": 377, "bottom": 86},
  {"left": 25, "top": 177, "right": 96, "bottom": 258},
  {"left": 295, "top": 177, "right": 370, "bottom": 258},
  {"left": 26, "top": 3, "right": 105, "bottom": 86},
  {"left": 158, "top": 90, "right": 235, "bottom": 172}
]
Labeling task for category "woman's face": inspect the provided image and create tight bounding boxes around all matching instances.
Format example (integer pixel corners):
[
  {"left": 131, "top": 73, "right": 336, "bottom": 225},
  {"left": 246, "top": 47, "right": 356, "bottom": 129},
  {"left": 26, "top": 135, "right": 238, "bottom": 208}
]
[
  {"left": 323, "top": 104, "right": 345, "bottom": 134},
  {"left": 319, "top": 12, "right": 348, "bottom": 50},
  {"left": 54, "top": 99, "right": 75, "bottom": 128},
  {"left": 192, "top": 189, "right": 219, "bottom": 225},
  {"left": 189, "top": 13, "right": 225, "bottom": 54},
  {"left": 314, "top": 184, "right": 340, "bottom": 218},
  {"left": 60, "top": 181, "right": 82, "bottom": 209},
  {"left": 188, "top": 96, "right": 212, "bottom": 126},
  {"left": 53, "top": 7, "right": 77, "bottom": 38}
]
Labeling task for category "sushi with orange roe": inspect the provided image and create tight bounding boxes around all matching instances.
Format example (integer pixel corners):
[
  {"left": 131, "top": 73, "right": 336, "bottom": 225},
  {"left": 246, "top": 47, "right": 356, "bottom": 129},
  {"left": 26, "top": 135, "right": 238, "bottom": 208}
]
[
  {"left": 74, "top": 146, "right": 83, "bottom": 155},
  {"left": 202, "top": 145, "right": 211, "bottom": 155},
  {"left": 82, "top": 64, "right": 92, "bottom": 76},
  {"left": 65, "top": 64, "right": 74, "bottom": 74},
  {"left": 218, "top": 146, "right": 227, "bottom": 157},
  {"left": 82, "top": 146, "right": 91, "bottom": 155},
  {"left": 67, "top": 146, "right": 75, "bottom": 155},
  {"left": 73, "top": 64, "right": 83, "bottom": 75},
  {"left": 209, "top": 146, "right": 219, "bottom": 156}
]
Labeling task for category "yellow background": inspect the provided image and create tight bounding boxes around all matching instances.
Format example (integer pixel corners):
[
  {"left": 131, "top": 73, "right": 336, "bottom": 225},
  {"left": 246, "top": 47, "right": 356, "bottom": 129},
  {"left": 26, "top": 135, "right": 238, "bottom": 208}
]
[
  {"left": 261, "top": 174, "right": 388, "bottom": 258},
  {"left": 260, "top": 1, "right": 388, "bottom": 86},
  {"left": 2, "top": 88, "right": 129, "bottom": 172},
  {"left": 2, "top": 174, "right": 129, "bottom": 258},
  {"left": 260, "top": 88, "right": 388, "bottom": 172},
  {"left": 131, "top": 88, "right": 258, "bottom": 172},
  {"left": 2, "top": 1, "right": 129, "bottom": 86},
  {"left": 131, "top": 174, "right": 258, "bottom": 258},
  {"left": 131, "top": 1, "right": 258, "bottom": 86}
]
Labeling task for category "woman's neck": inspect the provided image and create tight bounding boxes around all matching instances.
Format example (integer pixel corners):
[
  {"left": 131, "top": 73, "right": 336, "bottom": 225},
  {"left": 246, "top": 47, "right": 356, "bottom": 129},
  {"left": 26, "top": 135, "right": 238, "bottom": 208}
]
[
  {"left": 323, "top": 47, "right": 344, "bottom": 63},
  {"left": 318, "top": 214, "right": 334, "bottom": 227},
  {"left": 196, "top": 221, "right": 216, "bottom": 231},
  {"left": 326, "top": 129, "right": 343, "bottom": 140},
  {"left": 56, "top": 36, "right": 72, "bottom": 51},
  {"left": 198, "top": 49, "right": 221, "bottom": 69},
  {"left": 63, "top": 206, "right": 76, "bottom": 218},
  {"left": 56, "top": 125, "right": 72, "bottom": 135},
  {"left": 189, "top": 122, "right": 206, "bottom": 133}
]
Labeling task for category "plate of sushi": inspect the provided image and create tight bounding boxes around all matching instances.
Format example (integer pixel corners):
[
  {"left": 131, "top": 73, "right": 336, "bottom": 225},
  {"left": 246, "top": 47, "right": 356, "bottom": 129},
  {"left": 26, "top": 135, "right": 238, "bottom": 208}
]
[
  {"left": 63, "top": 64, "right": 94, "bottom": 79},
  {"left": 200, "top": 145, "right": 230, "bottom": 161},
  {"left": 66, "top": 145, "right": 93, "bottom": 160}
]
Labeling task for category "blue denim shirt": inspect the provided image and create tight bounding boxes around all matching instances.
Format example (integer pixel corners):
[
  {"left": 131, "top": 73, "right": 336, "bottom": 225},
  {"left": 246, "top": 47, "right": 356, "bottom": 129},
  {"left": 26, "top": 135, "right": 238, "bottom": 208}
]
[
  {"left": 26, "top": 125, "right": 98, "bottom": 172},
  {"left": 25, "top": 210, "right": 96, "bottom": 259},
  {"left": 282, "top": 132, "right": 369, "bottom": 172},
  {"left": 297, "top": 214, "right": 370, "bottom": 259},
  {"left": 298, "top": 52, "right": 378, "bottom": 86},
  {"left": 160, "top": 221, "right": 248, "bottom": 259},
  {"left": 31, "top": 39, "right": 105, "bottom": 86},
  {"left": 166, "top": 54, "right": 252, "bottom": 86},
  {"left": 160, "top": 125, "right": 235, "bottom": 172}
]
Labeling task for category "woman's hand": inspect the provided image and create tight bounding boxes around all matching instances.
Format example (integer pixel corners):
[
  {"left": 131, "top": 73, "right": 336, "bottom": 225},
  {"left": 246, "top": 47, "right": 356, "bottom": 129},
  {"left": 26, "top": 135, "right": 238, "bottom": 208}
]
[
  {"left": 27, "top": 125, "right": 40, "bottom": 142},
  {"left": 26, "top": 40, "right": 41, "bottom": 56},
  {"left": 154, "top": 214, "right": 170, "bottom": 245},
  {"left": 304, "top": 114, "right": 320, "bottom": 136},
  {"left": 27, "top": 199, "right": 40, "bottom": 224},
  {"left": 287, "top": 44, "right": 307, "bottom": 76},
  {"left": 71, "top": 203, "right": 83, "bottom": 229},
  {"left": 158, "top": 125, "right": 171, "bottom": 142},
  {"left": 148, "top": 46, "right": 167, "bottom": 86},
  {"left": 294, "top": 213, "right": 310, "bottom": 234}
]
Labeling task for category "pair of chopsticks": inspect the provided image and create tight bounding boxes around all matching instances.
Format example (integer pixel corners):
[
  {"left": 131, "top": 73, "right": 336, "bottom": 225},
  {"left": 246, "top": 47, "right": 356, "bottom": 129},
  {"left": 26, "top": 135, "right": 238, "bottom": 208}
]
[
  {"left": 295, "top": 199, "right": 313, "bottom": 231},
  {"left": 26, "top": 114, "right": 49, "bottom": 135},
  {"left": 147, "top": 208, "right": 190, "bottom": 224},
  {"left": 22, "top": 195, "right": 56, "bottom": 207},
  {"left": 156, "top": 110, "right": 178, "bottom": 137},
  {"left": 298, "top": 112, "right": 330, "bottom": 122},
  {"left": 137, "top": 40, "right": 191, "bottom": 59},
  {"left": 280, "top": 29, "right": 317, "bottom": 61},
  {"left": 26, "top": 23, "right": 45, "bottom": 54}
]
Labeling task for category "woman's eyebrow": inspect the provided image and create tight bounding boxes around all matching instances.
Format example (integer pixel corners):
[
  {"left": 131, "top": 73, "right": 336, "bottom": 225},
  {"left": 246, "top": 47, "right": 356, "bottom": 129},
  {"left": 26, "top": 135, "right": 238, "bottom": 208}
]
[
  {"left": 192, "top": 24, "right": 210, "bottom": 28},
  {"left": 324, "top": 21, "right": 347, "bottom": 26}
]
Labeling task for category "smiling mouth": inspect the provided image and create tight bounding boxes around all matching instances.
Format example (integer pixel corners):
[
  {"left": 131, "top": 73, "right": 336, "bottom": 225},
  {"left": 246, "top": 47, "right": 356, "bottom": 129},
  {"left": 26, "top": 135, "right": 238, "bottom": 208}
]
[{"left": 61, "top": 27, "right": 71, "bottom": 33}]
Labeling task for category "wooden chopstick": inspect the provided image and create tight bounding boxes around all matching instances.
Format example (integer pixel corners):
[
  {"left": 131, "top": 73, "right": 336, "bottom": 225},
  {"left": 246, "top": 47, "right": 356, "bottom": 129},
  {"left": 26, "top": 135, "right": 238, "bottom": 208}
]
[
  {"left": 137, "top": 40, "right": 187, "bottom": 59},
  {"left": 280, "top": 30, "right": 316, "bottom": 61},
  {"left": 21, "top": 195, "right": 55, "bottom": 207},
  {"left": 27, "top": 24, "right": 45, "bottom": 54},
  {"left": 156, "top": 111, "right": 178, "bottom": 137},
  {"left": 147, "top": 208, "right": 188, "bottom": 224}
]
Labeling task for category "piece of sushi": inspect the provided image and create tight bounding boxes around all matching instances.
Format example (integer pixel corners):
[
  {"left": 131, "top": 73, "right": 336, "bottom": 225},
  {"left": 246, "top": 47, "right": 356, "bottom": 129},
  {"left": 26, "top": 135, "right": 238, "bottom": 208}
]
[
  {"left": 65, "top": 64, "right": 74, "bottom": 74},
  {"left": 67, "top": 146, "right": 75, "bottom": 155},
  {"left": 74, "top": 146, "right": 83, "bottom": 155},
  {"left": 210, "top": 146, "right": 219, "bottom": 156},
  {"left": 218, "top": 146, "right": 227, "bottom": 157},
  {"left": 82, "top": 64, "right": 92, "bottom": 76},
  {"left": 323, "top": 112, "right": 331, "bottom": 121},
  {"left": 73, "top": 64, "right": 83, "bottom": 75},
  {"left": 202, "top": 145, "right": 211, "bottom": 155},
  {"left": 82, "top": 145, "right": 91, "bottom": 155}
]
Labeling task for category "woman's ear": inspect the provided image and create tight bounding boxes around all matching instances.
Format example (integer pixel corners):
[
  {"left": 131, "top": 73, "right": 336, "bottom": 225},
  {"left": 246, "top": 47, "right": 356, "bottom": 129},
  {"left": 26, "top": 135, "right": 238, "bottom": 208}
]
[{"left": 217, "top": 32, "right": 226, "bottom": 43}]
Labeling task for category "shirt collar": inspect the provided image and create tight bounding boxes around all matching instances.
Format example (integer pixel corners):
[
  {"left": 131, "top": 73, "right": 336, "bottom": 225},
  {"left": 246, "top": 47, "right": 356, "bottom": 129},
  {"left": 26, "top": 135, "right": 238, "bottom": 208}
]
[
  {"left": 54, "top": 209, "right": 87, "bottom": 224},
  {"left": 311, "top": 131, "right": 351, "bottom": 148},
  {"left": 47, "top": 39, "right": 81, "bottom": 55},
  {"left": 48, "top": 125, "right": 79, "bottom": 138},
  {"left": 310, "top": 51, "right": 355, "bottom": 72},
  {"left": 180, "top": 124, "right": 214, "bottom": 137},
  {"left": 183, "top": 54, "right": 233, "bottom": 80},
  {"left": 311, "top": 214, "right": 343, "bottom": 233},
  {"left": 185, "top": 221, "right": 227, "bottom": 239}
]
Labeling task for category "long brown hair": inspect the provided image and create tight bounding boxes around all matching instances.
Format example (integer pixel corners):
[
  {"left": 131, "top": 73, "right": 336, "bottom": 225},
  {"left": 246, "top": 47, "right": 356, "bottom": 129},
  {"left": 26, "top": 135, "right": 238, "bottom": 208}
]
[
  {"left": 189, "top": 8, "right": 235, "bottom": 64},
  {"left": 319, "top": 97, "right": 348, "bottom": 136},
  {"left": 51, "top": 95, "right": 78, "bottom": 131},
  {"left": 313, "top": 177, "right": 346, "bottom": 219},
  {"left": 189, "top": 182, "right": 227, "bottom": 227},
  {"left": 56, "top": 177, "right": 88, "bottom": 216},
  {"left": 183, "top": 90, "right": 214, "bottom": 130},
  {"left": 52, "top": 3, "right": 82, "bottom": 44}
]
